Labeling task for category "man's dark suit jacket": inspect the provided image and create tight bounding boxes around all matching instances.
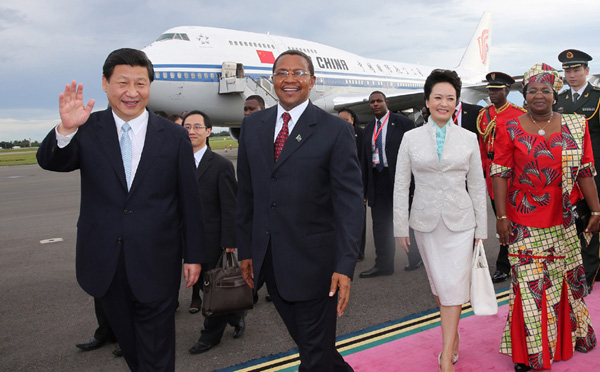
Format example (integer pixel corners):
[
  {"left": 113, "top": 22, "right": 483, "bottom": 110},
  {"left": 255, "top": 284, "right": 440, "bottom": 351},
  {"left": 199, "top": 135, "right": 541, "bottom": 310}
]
[
  {"left": 196, "top": 147, "right": 237, "bottom": 264},
  {"left": 460, "top": 102, "right": 483, "bottom": 137},
  {"left": 37, "top": 108, "right": 205, "bottom": 303},
  {"left": 362, "top": 112, "right": 415, "bottom": 206},
  {"left": 236, "top": 102, "right": 364, "bottom": 302}
]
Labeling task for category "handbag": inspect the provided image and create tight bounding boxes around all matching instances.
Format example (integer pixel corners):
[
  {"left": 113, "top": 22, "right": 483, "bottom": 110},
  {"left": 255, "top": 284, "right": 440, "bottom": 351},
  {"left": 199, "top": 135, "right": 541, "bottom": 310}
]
[
  {"left": 573, "top": 198, "right": 591, "bottom": 235},
  {"left": 202, "top": 251, "right": 254, "bottom": 318},
  {"left": 470, "top": 240, "right": 498, "bottom": 316}
]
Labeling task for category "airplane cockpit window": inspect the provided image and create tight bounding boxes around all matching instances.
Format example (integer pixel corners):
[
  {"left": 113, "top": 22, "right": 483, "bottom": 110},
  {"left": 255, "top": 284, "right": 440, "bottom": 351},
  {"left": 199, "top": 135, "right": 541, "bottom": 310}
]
[{"left": 156, "top": 33, "right": 190, "bottom": 41}]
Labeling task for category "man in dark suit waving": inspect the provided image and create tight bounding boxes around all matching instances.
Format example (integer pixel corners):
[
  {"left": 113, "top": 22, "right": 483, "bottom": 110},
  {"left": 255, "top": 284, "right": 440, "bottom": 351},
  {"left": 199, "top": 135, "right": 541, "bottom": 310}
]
[
  {"left": 236, "top": 50, "right": 363, "bottom": 371},
  {"left": 37, "top": 48, "right": 204, "bottom": 372}
]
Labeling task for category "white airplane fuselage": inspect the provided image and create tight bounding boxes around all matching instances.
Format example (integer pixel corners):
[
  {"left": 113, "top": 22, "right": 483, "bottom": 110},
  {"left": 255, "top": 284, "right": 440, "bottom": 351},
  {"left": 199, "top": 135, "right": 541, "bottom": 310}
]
[{"left": 142, "top": 13, "right": 491, "bottom": 128}]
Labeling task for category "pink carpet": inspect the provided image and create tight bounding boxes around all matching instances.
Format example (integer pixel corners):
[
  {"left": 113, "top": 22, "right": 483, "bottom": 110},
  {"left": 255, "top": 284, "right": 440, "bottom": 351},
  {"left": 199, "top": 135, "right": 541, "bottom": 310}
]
[{"left": 344, "top": 290, "right": 600, "bottom": 371}]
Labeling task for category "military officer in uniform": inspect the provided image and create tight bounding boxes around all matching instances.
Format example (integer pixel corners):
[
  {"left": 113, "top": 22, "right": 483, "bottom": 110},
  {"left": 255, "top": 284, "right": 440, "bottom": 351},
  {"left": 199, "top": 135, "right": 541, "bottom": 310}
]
[
  {"left": 477, "top": 72, "right": 527, "bottom": 284},
  {"left": 557, "top": 49, "right": 600, "bottom": 289}
]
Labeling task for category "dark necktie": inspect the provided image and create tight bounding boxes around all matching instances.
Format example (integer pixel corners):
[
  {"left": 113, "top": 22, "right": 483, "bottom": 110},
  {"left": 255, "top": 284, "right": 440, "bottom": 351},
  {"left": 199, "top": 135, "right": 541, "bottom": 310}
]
[
  {"left": 274, "top": 112, "right": 290, "bottom": 161},
  {"left": 574, "top": 92, "right": 580, "bottom": 102},
  {"left": 375, "top": 119, "right": 384, "bottom": 172},
  {"left": 452, "top": 109, "right": 458, "bottom": 124}
]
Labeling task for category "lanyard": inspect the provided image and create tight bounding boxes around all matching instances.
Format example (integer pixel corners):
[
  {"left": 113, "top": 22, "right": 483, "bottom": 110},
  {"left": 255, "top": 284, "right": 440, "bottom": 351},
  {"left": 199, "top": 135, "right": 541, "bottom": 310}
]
[{"left": 373, "top": 111, "right": 391, "bottom": 144}]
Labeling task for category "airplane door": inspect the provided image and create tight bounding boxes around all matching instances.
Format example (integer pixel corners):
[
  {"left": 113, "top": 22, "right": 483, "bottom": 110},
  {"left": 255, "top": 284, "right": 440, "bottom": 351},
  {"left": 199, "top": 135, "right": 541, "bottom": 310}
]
[{"left": 315, "top": 76, "right": 324, "bottom": 92}]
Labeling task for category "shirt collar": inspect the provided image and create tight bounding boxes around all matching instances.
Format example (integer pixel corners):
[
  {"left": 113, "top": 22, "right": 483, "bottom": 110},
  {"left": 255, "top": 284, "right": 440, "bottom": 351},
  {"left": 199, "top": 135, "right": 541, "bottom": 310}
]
[
  {"left": 573, "top": 82, "right": 589, "bottom": 96},
  {"left": 277, "top": 99, "right": 310, "bottom": 124},
  {"left": 112, "top": 109, "right": 149, "bottom": 135},
  {"left": 193, "top": 145, "right": 208, "bottom": 167}
]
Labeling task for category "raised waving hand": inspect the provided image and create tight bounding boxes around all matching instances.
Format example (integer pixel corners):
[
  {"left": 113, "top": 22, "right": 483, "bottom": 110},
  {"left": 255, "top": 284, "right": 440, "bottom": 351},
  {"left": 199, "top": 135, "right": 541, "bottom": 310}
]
[{"left": 58, "top": 80, "right": 95, "bottom": 135}]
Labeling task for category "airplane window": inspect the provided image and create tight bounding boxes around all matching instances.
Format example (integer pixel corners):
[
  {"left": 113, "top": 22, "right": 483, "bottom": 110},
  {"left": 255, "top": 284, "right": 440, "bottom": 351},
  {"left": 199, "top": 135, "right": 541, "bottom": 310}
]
[
  {"left": 184, "top": 72, "right": 189, "bottom": 79},
  {"left": 210, "top": 73, "right": 215, "bottom": 79},
  {"left": 234, "top": 41, "right": 238, "bottom": 46},
  {"left": 155, "top": 73, "right": 159, "bottom": 80},
  {"left": 170, "top": 72, "right": 175, "bottom": 79},
  {"left": 191, "top": 72, "right": 196, "bottom": 79},
  {"left": 174, "top": 34, "right": 182, "bottom": 40},
  {"left": 162, "top": 72, "right": 167, "bottom": 79},
  {"left": 244, "top": 42, "right": 248, "bottom": 46},
  {"left": 253, "top": 42, "right": 257, "bottom": 47},
  {"left": 204, "top": 73, "right": 208, "bottom": 79},
  {"left": 229, "top": 41, "right": 233, "bottom": 45},
  {"left": 156, "top": 33, "right": 175, "bottom": 41},
  {"left": 177, "top": 72, "right": 182, "bottom": 79},
  {"left": 181, "top": 34, "right": 190, "bottom": 41}
]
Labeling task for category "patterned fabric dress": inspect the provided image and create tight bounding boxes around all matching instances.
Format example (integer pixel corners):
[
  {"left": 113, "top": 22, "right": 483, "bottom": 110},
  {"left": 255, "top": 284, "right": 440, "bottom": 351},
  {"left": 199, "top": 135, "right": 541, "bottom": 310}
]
[{"left": 490, "top": 114, "right": 597, "bottom": 369}]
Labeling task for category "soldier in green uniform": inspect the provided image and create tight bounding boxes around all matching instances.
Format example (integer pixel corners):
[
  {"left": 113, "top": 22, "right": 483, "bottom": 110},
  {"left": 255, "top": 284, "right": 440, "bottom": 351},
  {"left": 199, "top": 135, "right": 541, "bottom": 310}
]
[{"left": 557, "top": 49, "right": 600, "bottom": 289}]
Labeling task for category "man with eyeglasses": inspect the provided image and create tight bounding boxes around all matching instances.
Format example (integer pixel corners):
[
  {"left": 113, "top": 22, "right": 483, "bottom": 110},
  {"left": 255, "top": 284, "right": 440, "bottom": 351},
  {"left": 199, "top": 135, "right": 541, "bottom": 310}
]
[
  {"left": 236, "top": 50, "right": 363, "bottom": 371},
  {"left": 181, "top": 111, "right": 245, "bottom": 354},
  {"left": 557, "top": 49, "right": 600, "bottom": 290}
]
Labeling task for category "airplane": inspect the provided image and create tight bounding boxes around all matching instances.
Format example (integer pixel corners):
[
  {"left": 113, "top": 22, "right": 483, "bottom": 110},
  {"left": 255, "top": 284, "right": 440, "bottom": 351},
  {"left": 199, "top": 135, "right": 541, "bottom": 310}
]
[{"left": 142, "top": 12, "right": 492, "bottom": 138}]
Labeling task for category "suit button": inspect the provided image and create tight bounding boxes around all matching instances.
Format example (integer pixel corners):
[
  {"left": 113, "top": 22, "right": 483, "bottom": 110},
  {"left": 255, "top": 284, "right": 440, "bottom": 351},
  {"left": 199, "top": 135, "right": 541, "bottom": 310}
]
[
  {"left": 266, "top": 231, "right": 270, "bottom": 235},
  {"left": 271, "top": 202, "right": 277, "bottom": 209},
  {"left": 117, "top": 237, "right": 123, "bottom": 244},
  {"left": 123, "top": 209, "right": 132, "bottom": 214}
]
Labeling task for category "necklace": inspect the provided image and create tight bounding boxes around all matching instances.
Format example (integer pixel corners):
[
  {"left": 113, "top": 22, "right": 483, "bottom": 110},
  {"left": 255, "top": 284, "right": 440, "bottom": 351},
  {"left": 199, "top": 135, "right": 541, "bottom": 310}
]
[{"left": 530, "top": 112, "right": 553, "bottom": 136}]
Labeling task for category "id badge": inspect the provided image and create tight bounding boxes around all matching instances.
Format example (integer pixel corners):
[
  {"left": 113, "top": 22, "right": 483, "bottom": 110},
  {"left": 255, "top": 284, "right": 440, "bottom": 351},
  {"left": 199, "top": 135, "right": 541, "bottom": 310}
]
[{"left": 372, "top": 149, "right": 380, "bottom": 165}]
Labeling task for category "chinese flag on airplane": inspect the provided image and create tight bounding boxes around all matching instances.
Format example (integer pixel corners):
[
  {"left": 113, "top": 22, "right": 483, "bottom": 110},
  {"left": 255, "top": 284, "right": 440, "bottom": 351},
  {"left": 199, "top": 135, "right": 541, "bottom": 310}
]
[{"left": 256, "top": 50, "right": 275, "bottom": 64}]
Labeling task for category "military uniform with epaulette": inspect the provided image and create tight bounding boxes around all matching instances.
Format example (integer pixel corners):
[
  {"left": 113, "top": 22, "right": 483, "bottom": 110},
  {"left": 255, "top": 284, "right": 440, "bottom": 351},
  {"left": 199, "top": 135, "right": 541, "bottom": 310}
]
[{"left": 557, "top": 49, "right": 600, "bottom": 289}]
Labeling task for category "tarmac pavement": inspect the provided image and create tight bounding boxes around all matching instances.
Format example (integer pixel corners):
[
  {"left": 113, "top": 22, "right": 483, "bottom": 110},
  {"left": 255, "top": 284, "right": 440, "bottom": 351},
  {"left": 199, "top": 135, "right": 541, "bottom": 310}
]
[{"left": 0, "top": 148, "right": 504, "bottom": 371}]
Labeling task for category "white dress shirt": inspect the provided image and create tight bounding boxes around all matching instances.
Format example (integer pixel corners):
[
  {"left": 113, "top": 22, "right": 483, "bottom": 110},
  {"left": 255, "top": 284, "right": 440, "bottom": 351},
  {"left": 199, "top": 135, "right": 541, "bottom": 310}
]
[
  {"left": 55, "top": 109, "right": 149, "bottom": 185},
  {"left": 371, "top": 110, "right": 390, "bottom": 167},
  {"left": 572, "top": 83, "right": 589, "bottom": 102},
  {"left": 193, "top": 145, "right": 208, "bottom": 168},
  {"left": 274, "top": 100, "right": 310, "bottom": 142}
]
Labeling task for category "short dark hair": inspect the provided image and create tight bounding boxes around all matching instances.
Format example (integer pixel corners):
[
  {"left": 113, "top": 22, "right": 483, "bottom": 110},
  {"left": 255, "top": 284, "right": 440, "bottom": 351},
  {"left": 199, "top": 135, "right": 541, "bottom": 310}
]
[
  {"left": 168, "top": 113, "right": 183, "bottom": 122},
  {"left": 154, "top": 110, "right": 168, "bottom": 118},
  {"left": 369, "top": 91, "right": 387, "bottom": 101},
  {"left": 424, "top": 69, "right": 462, "bottom": 102},
  {"left": 103, "top": 48, "right": 154, "bottom": 82},
  {"left": 273, "top": 50, "right": 314, "bottom": 76},
  {"left": 338, "top": 107, "right": 359, "bottom": 124},
  {"left": 182, "top": 110, "right": 212, "bottom": 129},
  {"left": 246, "top": 95, "right": 265, "bottom": 109}
]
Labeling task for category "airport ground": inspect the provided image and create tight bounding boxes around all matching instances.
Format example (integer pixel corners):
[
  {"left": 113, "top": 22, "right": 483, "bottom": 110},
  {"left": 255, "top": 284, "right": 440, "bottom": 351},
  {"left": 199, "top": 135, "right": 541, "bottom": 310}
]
[{"left": 0, "top": 149, "right": 505, "bottom": 372}]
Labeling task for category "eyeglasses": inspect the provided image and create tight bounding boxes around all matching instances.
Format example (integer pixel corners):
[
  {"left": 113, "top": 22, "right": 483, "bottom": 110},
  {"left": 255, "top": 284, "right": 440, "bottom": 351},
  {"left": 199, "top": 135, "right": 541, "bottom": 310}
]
[
  {"left": 184, "top": 125, "right": 207, "bottom": 131},
  {"left": 526, "top": 89, "right": 554, "bottom": 96},
  {"left": 272, "top": 70, "right": 311, "bottom": 79}
]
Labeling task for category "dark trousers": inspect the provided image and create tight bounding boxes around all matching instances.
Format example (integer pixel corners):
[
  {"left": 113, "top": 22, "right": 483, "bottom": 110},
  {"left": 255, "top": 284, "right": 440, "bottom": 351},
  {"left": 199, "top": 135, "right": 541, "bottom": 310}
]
[
  {"left": 197, "top": 260, "right": 244, "bottom": 345},
  {"left": 93, "top": 297, "right": 116, "bottom": 343},
  {"left": 371, "top": 168, "right": 421, "bottom": 271},
  {"left": 100, "top": 252, "right": 178, "bottom": 372},
  {"left": 581, "top": 232, "right": 600, "bottom": 288},
  {"left": 260, "top": 247, "right": 353, "bottom": 372},
  {"left": 490, "top": 197, "right": 510, "bottom": 274},
  {"left": 358, "top": 205, "right": 366, "bottom": 260}
]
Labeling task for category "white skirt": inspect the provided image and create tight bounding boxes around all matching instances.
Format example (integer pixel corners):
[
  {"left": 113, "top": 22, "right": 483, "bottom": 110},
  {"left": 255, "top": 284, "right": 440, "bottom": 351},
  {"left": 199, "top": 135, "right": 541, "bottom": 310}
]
[{"left": 414, "top": 221, "right": 474, "bottom": 306}]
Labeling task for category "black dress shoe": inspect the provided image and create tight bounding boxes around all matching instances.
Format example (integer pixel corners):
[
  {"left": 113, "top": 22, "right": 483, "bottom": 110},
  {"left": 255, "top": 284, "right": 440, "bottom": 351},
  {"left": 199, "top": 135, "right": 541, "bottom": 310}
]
[
  {"left": 514, "top": 363, "right": 532, "bottom": 371},
  {"left": 75, "top": 337, "right": 106, "bottom": 351},
  {"left": 189, "top": 297, "right": 202, "bottom": 314},
  {"left": 253, "top": 292, "right": 259, "bottom": 304},
  {"left": 492, "top": 270, "right": 509, "bottom": 283},
  {"left": 404, "top": 260, "right": 423, "bottom": 272},
  {"left": 233, "top": 319, "right": 246, "bottom": 339},
  {"left": 265, "top": 294, "right": 272, "bottom": 302},
  {"left": 359, "top": 266, "right": 393, "bottom": 278},
  {"left": 189, "top": 340, "right": 218, "bottom": 354},
  {"left": 112, "top": 348, "right": 123, "bottom": 357}
]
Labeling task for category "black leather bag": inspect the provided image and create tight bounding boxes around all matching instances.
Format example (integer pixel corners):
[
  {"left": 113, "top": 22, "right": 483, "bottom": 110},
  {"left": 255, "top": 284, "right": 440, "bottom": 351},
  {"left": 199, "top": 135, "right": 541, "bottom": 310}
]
[
  {"left": 573, "top": 199, "right": 591, "bottom": 235},
  {"left": 202, "top": 251, "right": 253, "bottom": 318}
]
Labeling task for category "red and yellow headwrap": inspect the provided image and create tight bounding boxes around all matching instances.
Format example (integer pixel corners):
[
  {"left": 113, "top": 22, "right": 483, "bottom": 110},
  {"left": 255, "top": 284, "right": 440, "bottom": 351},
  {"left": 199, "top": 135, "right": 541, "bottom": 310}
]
[{"left": 523, "top": 63, "right": 563, "bottom": 92}]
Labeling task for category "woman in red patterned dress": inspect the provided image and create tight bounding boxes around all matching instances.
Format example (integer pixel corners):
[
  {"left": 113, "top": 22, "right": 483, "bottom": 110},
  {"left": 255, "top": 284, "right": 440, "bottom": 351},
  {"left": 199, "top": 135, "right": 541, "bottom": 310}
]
[{"left": 491, "top": 63, "right": 599, "bottom": 371}]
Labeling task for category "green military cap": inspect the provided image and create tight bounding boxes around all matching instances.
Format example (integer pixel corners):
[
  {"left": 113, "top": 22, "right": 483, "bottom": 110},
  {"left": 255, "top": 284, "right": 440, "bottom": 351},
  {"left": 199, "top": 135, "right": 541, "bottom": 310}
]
[
  {"left": 558, "top": 49, "right": 592, "bottom": 69},
  {"left": 485, "top": 72, "right": 515, "bottom": 89}
]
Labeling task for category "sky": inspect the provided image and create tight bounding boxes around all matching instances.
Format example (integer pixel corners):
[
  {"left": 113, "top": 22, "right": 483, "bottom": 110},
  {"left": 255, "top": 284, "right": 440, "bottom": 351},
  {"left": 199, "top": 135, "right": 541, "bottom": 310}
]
[{"left": 1, "top": 0, "right": 600, "bottom": 142}]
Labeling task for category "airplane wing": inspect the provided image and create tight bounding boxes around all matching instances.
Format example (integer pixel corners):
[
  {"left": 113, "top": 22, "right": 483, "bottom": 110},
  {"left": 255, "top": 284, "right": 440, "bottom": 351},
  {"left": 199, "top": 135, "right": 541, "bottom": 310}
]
[{"left": 332, "top": 91, "right": 424, "bottom": 122}]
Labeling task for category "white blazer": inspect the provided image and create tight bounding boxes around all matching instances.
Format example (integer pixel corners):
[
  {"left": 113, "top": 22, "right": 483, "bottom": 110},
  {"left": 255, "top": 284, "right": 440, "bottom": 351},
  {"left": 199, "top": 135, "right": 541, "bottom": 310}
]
[{"left": 393, "top": 121, "right": 487, "bottom": 238}]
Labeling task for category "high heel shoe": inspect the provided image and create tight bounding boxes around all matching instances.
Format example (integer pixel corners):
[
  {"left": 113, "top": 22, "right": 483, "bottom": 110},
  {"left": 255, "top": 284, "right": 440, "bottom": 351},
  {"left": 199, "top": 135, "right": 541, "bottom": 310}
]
[{"left": 452, "top": 332, "right": 460, "bottom": 364}]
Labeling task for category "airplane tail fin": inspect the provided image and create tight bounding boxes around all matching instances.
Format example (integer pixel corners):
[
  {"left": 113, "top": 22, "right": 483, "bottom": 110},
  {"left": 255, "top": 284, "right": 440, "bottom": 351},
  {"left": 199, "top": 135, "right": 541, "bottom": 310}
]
[{"left": 455, "top": 12, "right": 492, "bottom": 83}]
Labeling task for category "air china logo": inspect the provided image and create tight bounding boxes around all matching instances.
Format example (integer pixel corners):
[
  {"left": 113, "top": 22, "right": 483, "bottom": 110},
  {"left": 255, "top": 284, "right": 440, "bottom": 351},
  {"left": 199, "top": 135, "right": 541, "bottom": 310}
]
[{"left": 478, "top": 29, "right": 489, "bottom": 65}]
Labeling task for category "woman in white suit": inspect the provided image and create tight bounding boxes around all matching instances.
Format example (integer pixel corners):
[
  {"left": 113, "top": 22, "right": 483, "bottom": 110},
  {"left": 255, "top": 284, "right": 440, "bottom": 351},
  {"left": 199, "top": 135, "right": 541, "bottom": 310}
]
[{"left": 393, "top": 69, "right": 487, "bottom": 372}]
